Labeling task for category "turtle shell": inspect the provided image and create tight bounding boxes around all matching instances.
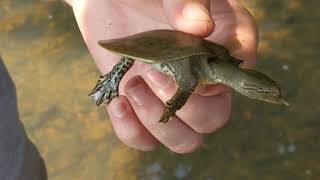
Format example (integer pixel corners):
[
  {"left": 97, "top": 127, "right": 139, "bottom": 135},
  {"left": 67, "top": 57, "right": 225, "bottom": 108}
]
[{"left": 98, "top": 29, "right": 227, "bottom": 63}]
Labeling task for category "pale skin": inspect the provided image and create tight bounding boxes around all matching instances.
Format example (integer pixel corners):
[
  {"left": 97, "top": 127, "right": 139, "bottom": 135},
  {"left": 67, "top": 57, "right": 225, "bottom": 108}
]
[{"left": 65, "top": 0, "right": 258, "bottom": 153}]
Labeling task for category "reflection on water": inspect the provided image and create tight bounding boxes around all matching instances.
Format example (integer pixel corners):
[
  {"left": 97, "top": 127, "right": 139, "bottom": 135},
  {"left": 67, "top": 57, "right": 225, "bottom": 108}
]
[{"left": 0, "top": 0, "right": 319, "bottom": 179}]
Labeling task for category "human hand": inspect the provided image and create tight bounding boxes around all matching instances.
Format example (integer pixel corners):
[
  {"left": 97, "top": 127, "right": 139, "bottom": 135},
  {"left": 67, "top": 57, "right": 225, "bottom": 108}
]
[{"left": 68, "top": 0, "right": 258, "bottom": 153}]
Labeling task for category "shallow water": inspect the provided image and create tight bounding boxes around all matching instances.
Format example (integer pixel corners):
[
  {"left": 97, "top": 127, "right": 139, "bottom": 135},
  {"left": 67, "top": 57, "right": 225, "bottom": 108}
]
[{"left": 0, "top": 0, "right": 319, "bottom": 179}]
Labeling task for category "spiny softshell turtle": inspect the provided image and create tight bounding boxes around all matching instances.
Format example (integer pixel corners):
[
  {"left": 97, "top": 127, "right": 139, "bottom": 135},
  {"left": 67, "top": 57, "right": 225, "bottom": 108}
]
[{"left": 89, "top": 29, "right": 288, "bottom": 123}]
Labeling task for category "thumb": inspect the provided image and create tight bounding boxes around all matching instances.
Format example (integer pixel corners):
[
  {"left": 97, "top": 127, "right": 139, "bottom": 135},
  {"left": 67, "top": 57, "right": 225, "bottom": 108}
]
[{"left": 163, "top": 0, "right": 214, "bottom": 37}]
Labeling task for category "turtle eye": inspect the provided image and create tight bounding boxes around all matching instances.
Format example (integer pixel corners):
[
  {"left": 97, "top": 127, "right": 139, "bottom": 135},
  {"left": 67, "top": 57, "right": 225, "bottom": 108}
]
[
  {"left": 272, "top": 91, "right": 280, "bottom": 96},
  {"left": 249, "top": 90, "right": 255, "bottom": 96}
]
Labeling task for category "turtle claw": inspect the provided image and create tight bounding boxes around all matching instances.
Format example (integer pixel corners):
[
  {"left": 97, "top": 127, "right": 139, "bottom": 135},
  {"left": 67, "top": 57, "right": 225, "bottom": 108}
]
[
  {"left": 229, "top": 56, "right": 244, "bottom": 67},
  {"left": 159, "top": 108, "right": 175, "bottom": 123},
  {"left": 159, "top": 84, "right": 196, "bottom": 123},
  {"left": 89, "top": 57, "right": 134, "bottom": 106},
  {"left": 89, "top": 73, "right": 118, "bottom": 105}
]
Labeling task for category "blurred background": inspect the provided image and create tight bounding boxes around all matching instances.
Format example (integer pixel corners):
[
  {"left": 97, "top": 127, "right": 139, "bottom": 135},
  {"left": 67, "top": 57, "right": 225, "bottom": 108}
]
[{"left": 0, "top": 0, "right": 319, "bottom": 179}]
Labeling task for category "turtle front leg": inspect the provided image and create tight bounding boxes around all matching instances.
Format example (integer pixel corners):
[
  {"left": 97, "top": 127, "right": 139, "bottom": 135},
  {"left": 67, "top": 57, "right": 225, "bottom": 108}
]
[
  {"left": 89, "top": 57, "right": 134, "bottom": 105},
  {"left": 229, "top": 56, "right": 244, "bottom": 67},
  {"left": 159, "top": 80, "right": 197, "bottom": 123}
]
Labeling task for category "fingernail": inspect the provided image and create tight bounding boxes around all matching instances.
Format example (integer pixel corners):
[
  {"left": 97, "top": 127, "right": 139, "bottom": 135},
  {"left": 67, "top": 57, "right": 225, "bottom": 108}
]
[
  {"left": 182, "top": 3, "right": 212, "bottom": 22},
  {"left": 109, "top": 99, "right": 128, "bottom": 119},
  {"left": 145, "top": 69, "right": 171, "bottom": 88},
  {"left": 126, "top": 78, "right": 149, "bottom": 106}
]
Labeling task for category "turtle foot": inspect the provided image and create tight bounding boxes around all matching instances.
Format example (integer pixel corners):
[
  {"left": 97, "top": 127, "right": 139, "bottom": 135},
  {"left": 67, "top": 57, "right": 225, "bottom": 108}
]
[
  {"left": 89, "top": 73, "right": 119, "bottom": 105},
  {"left": 229, "top": 56, "right": 244, "bottom": 67},
  {"left": 158, "top": 88, "right": 194, "bottom": 123},
  {"left": 89, "top": 57, "right": 134, "bottom": 105},
  {"left": 159, "top": 107, "right": 175, "bottom": 123}
]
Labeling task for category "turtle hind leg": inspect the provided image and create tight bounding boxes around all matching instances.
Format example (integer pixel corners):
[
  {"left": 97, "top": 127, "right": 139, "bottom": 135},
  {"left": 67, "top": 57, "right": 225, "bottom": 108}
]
[
  {"left": 89, "top": 57, "right": 134, "bottom": 105},
  {"left": 159, "top": 81, "right": 197, "bottom": 123}
]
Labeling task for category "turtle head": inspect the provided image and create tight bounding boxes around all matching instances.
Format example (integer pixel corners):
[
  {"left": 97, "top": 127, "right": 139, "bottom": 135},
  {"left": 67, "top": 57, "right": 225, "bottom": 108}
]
[{"left": 238, "top": 70, "right": 289, "bottom": 106}]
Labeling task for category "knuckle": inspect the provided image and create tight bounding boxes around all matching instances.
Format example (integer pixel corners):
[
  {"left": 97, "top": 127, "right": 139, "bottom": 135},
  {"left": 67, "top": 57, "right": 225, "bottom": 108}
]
[
  {"left": 138, "top": 144, "right": 159, "bottom": 152},
  {"left": 169, "top": 136, "right": 202, "bottom": 154},
  {"left": 117, "top": 126, "right": 159, "bottom": 152},
  {"left": 194, "top": 116, "right": 230, "bottom": 134},
  {"left": 117, "top": 128, "right": 143, "bottom": 146},
  {"left": 194, "top": 122, "right": 221, "bottom": 133}
]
